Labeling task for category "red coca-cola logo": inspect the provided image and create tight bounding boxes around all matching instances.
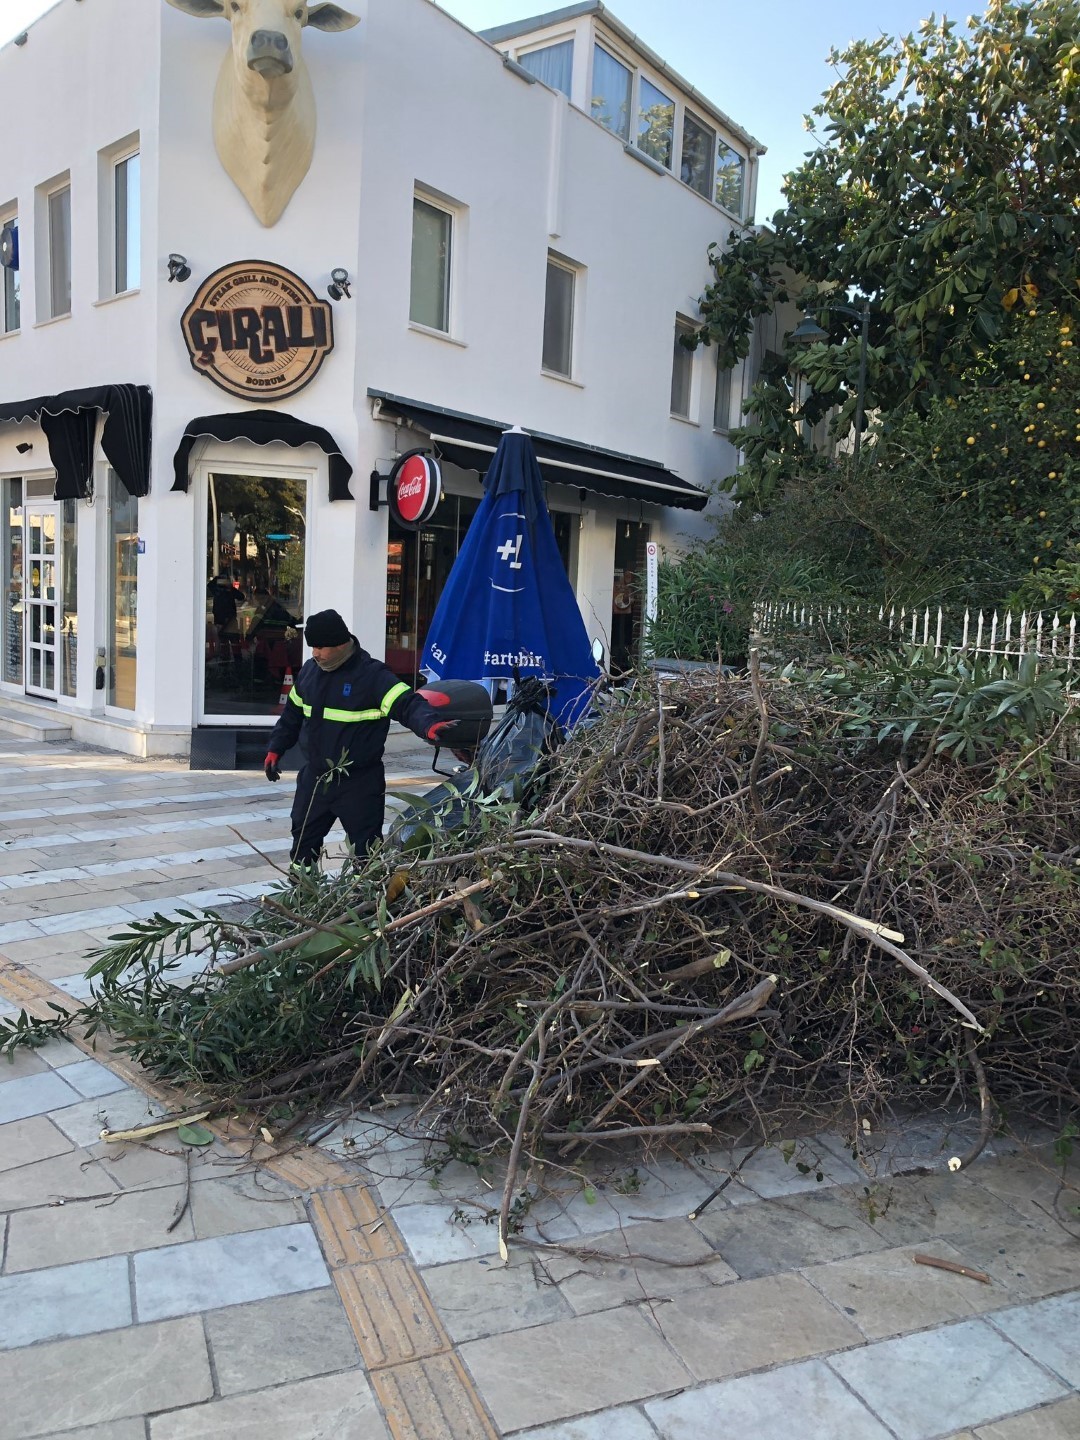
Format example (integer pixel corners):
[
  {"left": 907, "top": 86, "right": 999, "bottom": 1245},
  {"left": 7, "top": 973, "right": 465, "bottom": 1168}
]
[{"left": 388, "top": 452, "right": 442, "bottom": 529}]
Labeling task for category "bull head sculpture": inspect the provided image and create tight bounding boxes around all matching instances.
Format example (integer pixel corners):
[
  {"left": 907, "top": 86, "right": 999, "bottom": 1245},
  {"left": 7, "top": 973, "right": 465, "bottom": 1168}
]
[{"left": 165, "top": 0, "right": 359, "bottom": 227}]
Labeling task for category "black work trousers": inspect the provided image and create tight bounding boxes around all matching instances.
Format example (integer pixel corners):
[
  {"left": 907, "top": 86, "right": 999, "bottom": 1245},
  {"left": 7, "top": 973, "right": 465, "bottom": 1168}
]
[{"left": 290, "top": 768, "right": 385, "bottom": 866}]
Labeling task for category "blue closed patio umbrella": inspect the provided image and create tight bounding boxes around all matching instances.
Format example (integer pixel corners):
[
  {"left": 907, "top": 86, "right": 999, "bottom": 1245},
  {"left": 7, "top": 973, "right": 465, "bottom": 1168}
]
[{"left": 421, "top": 427, "right": 599, "bottom": 725}]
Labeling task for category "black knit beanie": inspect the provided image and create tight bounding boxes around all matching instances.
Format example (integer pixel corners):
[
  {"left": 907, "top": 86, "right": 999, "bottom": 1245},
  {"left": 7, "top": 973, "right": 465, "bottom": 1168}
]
[{"left": 304, "top": 609, "right": 352, "bottom": 647}]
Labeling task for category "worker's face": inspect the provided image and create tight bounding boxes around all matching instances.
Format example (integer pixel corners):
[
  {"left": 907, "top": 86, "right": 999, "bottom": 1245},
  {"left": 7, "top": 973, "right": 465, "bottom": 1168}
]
[{"left": 311, "top": 640, "right": 353, "bottom": 669}]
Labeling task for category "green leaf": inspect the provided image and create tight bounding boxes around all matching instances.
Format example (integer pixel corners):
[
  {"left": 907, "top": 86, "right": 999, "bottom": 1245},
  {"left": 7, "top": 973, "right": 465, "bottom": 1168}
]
[{"left": 177, "top": 1123, "right": 214, "bottom": 1147}]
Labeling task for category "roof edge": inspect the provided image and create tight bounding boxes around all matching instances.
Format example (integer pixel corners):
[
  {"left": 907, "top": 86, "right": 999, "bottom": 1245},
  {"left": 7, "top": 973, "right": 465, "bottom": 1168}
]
[{"left": 479, "top": 1, "right": 765, "bottom": 156}]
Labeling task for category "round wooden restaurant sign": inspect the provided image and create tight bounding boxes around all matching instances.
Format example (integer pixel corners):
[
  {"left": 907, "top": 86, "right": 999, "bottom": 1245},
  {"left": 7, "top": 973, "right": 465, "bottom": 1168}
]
[{"left": 180, "top": 260, "right": 334, "bottom": 401}]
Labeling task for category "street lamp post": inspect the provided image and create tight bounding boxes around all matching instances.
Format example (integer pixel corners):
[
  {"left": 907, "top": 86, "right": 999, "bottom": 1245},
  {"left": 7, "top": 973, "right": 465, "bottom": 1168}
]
[{"left": 789, "top": 298, "right": 872, "bottom": 466}]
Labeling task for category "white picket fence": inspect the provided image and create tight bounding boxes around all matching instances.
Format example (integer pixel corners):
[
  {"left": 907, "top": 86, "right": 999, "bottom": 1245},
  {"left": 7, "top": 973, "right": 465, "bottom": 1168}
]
[{"left": 755, "top": 599, "right": 1080, "bottom": 673}]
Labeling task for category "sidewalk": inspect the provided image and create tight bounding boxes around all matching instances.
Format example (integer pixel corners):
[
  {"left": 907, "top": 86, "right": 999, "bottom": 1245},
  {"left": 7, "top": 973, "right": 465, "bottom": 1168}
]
[{"left": 1, "top": 738, "right": 1077, "bottom": 1439}]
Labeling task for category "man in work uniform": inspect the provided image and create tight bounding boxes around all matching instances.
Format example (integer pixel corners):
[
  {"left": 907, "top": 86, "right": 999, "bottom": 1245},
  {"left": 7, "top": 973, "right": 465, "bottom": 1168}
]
[{"left": 264, "top": 609, "right": 454, "bottom": 869}]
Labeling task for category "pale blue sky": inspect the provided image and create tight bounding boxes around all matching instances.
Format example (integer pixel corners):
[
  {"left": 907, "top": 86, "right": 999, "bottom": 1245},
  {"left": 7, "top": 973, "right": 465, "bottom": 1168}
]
[{"left": 1, "top": 0, "right": 971, "bottom": 219}]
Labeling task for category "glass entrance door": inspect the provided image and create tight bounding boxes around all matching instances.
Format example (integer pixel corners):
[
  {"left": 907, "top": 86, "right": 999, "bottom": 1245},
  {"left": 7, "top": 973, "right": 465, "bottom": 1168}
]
[
  {"left": 202, "top": 472, "right": 306, "bottom": 721},
  {"left": 24, "top": 504, "right": 61, "bottom": 698}
]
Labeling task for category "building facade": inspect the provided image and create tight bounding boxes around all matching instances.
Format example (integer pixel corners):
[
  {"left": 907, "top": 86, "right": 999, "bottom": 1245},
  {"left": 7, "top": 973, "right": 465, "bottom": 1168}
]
[{"left": 0, "top": 0, "right": 765, "bottom": 757}]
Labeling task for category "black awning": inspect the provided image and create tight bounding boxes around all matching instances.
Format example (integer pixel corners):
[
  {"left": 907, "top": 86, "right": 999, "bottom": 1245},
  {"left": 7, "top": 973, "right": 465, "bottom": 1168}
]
[
  {"left": 0, "top": 384, "right": 153, "bottom": 499},
  {"left": 368, "top": 390, "right": 709, "bottom": 512},
  {"left": 171, "top": 411, "right": 354, "bottom": 501}
]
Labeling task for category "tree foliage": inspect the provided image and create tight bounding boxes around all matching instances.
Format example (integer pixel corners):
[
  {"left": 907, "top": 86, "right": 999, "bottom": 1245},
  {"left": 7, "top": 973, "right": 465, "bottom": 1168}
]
[{"left": 697, "top": 0, "right": 1080, "bottom": 509}]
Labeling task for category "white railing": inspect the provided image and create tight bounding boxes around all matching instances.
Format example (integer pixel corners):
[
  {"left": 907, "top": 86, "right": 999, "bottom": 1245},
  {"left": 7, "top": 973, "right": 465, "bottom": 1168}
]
[{"left": 755, "top": 600, "right": 1080, "bottom": 672}]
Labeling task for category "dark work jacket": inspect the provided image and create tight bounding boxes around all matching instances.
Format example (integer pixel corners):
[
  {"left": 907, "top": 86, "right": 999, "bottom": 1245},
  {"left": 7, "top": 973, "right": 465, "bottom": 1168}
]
[{"left": 267, "top": 638, "right": 439, "bottom": 790}]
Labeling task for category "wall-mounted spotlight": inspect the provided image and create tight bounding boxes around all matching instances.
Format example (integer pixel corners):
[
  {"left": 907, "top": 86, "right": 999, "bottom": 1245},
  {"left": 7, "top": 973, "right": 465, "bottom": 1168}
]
[
  {"left": 14, "top": 32, "right": 28, "bottom": 46},
  {"left": 167, "top": 253, "right": 192, "bottom": 283},
  {"left": 15, "top": 442, "right": 33, "bottom": 454},
  {"left": 327, "top": 267, "right": 352, "bottom": 301}
]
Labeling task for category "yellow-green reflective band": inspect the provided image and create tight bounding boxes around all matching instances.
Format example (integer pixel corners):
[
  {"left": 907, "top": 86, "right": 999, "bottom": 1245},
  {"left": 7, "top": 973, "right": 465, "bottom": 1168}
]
[
  {"left": 289, "top": 687, "right": 307, "bottom": 711},
  {"left": 323, "top": 706, "right": 383, "bottom": 723},
  {"left": 380, "top": 681, "right": 410, "bottom": 716}
]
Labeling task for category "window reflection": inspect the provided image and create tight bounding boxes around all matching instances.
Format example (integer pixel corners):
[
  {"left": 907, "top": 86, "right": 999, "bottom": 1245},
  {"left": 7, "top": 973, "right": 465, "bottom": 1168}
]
[{"left": 108, "top": 472, "right": 138, "bottom": 710}]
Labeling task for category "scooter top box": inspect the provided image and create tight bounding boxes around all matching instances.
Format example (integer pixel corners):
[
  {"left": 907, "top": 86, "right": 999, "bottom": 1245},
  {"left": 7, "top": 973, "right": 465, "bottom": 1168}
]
[{"left": 416, "top": 679, "right": 494, "bottom": 751}]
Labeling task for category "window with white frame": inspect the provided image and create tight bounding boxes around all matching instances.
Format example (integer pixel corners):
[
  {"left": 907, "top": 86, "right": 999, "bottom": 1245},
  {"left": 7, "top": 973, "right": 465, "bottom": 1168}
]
[
  {"left": 715, "top": 140, "right": 745, "bottom": 217},
  {"left": 410, "top": 195, "right": 452, "bottom": 333},
  {"left": 714, "top": 360, "right": 734, "bottom": 432},
  {"left": 0, "top": 210, "right": 19, "bottom": 333},
  {"left": 670, "top": 318, "right": 696, "bottom": 419},
  {"left": 47, "top": 183, "right": 71, "bottom": 318},
  {"left": 114, "top": 149, "right": 140, "bottom": 294},
  {"left": 517, "top": 38, "right": 573, "bottom": 96},
  {"left": 591, "top": 44, "right": 633, "bottom": 141},
  {"left": 681, "top": 110, "right": 715, "bottom": 199},
  {"left": 542, "top": 255, "right": 576, "bottom": 378},
  {"left": 637, "top": 76, "right": 675, "bottom": 169}
]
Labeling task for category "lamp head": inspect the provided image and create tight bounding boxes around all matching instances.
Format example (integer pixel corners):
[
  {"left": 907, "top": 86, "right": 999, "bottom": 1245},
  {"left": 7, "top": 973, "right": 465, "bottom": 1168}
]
[
  {"left": 327, "top": 267, "right": 352, "bottom": 301},
  {"left": 789, "top": 316, "right": 830, "bottom": 346},
  {"left": 167, "top": 253, "right": 192, "bottom": 283}
]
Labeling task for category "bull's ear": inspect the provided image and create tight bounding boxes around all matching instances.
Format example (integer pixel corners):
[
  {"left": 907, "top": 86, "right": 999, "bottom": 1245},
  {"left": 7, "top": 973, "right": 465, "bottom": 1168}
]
[
  {"left": 164, "top": 0, "right": 227, "bottom": 17},
  {"left": 306, "top": 4, "right": 361, "bottom": 30}
]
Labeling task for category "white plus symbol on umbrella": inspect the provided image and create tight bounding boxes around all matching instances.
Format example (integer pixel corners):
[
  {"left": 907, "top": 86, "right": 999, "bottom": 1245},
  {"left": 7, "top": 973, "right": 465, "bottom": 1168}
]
[{"left": 497, "top": 536, "right": 523, "bottom": 569}]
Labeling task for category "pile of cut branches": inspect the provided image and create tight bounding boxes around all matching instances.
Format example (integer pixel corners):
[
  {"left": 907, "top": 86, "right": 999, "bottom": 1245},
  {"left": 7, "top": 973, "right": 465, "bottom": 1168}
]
[{"left": 5, "top": 664, "right": 1079, "bottom": 1248}]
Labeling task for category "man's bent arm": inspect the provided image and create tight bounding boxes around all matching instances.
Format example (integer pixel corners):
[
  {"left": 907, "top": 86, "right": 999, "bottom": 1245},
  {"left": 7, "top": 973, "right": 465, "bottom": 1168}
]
[{"left": 267, "top": 686, "right": 305, "bottom": 755}]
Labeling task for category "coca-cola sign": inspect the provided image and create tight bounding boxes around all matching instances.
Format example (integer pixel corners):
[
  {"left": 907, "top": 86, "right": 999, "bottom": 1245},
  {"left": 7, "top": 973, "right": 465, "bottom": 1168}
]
[{"left": 388, "top": 451, "right": 442, "bottom": 529}]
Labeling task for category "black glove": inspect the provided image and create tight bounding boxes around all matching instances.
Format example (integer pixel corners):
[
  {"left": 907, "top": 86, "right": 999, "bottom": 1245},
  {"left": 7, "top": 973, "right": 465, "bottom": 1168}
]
[{"left": 264, "top": 752, "right": 281, "bottom": 782}]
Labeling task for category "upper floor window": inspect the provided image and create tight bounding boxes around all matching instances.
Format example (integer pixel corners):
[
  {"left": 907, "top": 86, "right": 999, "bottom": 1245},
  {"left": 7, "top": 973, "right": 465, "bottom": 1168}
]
[
  {"left": 714, "top": 361, "right": 734, "bottom": 432},
  {"left": 48, "top": 183, "right": 71, "bottom": 319},
  {"left": 114, "top": 150, "right": 141, "bottom": 294},
  {"left": 0, "top": 213, "right": 19, "bottom": 333},
  {"left": 542, "top": 255, "right": 576, "bottom": 378},
  {"left": 715, "top": 141, "right": 745, "bottom": 217},
  {"left": 517, "top": 39, "right": 573, "bottom": 97},
  {"left": 637, "top": 77, "right": 675, "bottom": 169},
  {"left": 591, "top": 44, "right": 632, "bottom": 141},
  {"left": 410, "top": 195, "right": 452, "bottom": 334},
  {"left": 681, "top": 111, "right": 715, "bottom": 199},
  {"left": 671, "top": 317, "right": 696, "bottom": 419}
]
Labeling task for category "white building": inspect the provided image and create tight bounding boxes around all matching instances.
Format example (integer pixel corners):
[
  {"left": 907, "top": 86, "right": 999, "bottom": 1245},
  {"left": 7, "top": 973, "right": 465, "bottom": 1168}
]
[{"left": 0, "top": 0, "right": 765, "bottom": 760}]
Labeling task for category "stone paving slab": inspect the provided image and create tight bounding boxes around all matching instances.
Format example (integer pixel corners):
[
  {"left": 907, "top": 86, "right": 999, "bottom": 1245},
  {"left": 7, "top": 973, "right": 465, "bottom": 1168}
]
[
  {"left": 803, "top": 1237, "right": 1012, "bottom": 1339},
  {"left": 37, "top": 1420, "right": 148, "bottom": 1440},
  {"left": 0, "top": 1254, "right": 132, "bottom": 1349},
  {"left": 48, "top": 1087, "right": 163, "bottom": 1147},
  {"left": 661, "top": 1268, "right": 864, "bottom": 1379},
  {"left": 950, "top": 1227, "right": 1080, "bottom": 1303},
  {"left": 512, "top": 1408, "right": 659, "bottom": 1440},
  {"left": 829, "top": 1318, "right": 1069, "bottom": 1440},
  {"left": 974, "top": 1395, "right": 1080, "bottom": 1438},
  {"left": 693, "top": 1187, "right": 891, "bottom": 1277},
  {"left": 420, "top": 1252, "right": 576, "bottom": 1343},
  {"left": 133, "top": 1221, "right": 331, "bottom": 1321},
  {"left": 5, "top": 1177, "right": 196, "bottom": 1271},
  {"left": 0, "top": 1114, "right": 74, "bottom": 1172},
  {"left": 0, "top": 1317, "right": 214, "bottom": 1440},
  {"left": 0, "top": 1143, "right": 120, "bottom": 1212},
  {"left": 541, "top": 1216, "right": 734, "bottom": 1317},
  {"left": 990, "top": 1292, "right": 1080, "bottom": 1387},
  {"left": 645, "top": 1358, "right": 891, "bottom": 1439},
  {"left": 0, "top": 1067, "right": 82, "bottom": 1124},
  {"left": 459, "top": 1307, "right": 691, "bottom": 1432},
  {"left": 149, "top": 1370, "right": 392, "bottom": 1440},
  {"left": 204, "top": 1288, "right": 362, "bottom": 1396}
]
